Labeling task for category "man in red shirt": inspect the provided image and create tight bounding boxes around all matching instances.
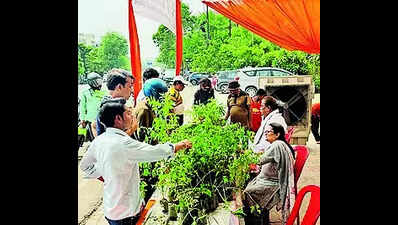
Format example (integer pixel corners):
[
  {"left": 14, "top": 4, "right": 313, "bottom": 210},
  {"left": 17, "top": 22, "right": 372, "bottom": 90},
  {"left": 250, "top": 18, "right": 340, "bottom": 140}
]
[
  {"left": 311, "top": 102, "right": 320, "bottom": 144},
  {"left": 250, "top": 89, "right": 267, "bottom": 132}
]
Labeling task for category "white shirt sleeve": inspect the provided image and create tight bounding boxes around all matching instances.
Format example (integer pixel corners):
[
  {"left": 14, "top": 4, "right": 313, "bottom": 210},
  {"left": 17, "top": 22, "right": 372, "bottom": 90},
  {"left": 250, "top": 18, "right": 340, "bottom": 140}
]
[
  {"left": 79, "top": 144, "right": 102, "bottom": 179},
  {"left": 122, "top": 137, "right": 175, "bottom": 162}
]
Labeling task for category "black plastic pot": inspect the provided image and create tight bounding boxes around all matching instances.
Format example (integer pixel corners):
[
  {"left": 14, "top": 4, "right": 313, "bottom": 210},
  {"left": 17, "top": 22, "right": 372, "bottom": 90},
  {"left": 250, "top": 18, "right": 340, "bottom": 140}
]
[
  {"left": 160, "top": 198, "right": 168, "bottom": 213},
  {"left": 168, "top": 203, "right": 177, "bottom": 221},
  {"left": 243, "top": 206, "right": 270, "bottom": 225}
]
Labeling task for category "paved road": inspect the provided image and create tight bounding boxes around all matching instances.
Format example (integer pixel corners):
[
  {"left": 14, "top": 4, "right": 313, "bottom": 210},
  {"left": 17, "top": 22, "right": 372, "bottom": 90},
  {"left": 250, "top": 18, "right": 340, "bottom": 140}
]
[{"left": 78, "top": 85, "right": 320, "bottom": 225}]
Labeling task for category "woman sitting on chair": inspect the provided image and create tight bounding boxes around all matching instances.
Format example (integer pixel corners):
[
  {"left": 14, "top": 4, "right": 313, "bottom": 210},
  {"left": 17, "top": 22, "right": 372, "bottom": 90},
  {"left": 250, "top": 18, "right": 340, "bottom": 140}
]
[{"left": 243, "top": 122, "right": 296, "bottom": 224}]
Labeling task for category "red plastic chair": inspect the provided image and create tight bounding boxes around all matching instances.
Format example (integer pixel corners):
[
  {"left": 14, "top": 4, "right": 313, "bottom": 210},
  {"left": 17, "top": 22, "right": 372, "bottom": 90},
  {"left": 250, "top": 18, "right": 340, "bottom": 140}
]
[
  {"left": 293, "top": 145, "right": 310, "bottom": 187},
  {"left": 293, "top": 145, "right": 310, "bottom": 225},
  {"left": 285, "top": 126, "right": 295, "bottom": 144},
  {"left": 286, "top": 185, "right": 320, "bottom": 225}
]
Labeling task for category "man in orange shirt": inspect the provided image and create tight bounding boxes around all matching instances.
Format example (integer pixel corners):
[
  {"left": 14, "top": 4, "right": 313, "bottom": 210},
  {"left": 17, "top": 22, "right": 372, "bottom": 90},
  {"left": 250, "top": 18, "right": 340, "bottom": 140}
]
[{"left": 250, "top": 89, "right": 266, "bottom": 132}]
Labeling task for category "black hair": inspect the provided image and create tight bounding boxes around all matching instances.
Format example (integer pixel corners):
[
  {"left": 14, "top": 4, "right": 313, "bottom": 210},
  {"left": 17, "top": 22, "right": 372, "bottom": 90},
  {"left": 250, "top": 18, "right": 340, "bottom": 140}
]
[
  {"left": 262, "top": 96, "right": 278, "bottom": 111},
  {"left": 255, "top": 88, "right": 266, "bottom": 97},
  {"left": 269, "top": 122, "right": 295, "bottom": 159},
  {"left": 173, "top": 80, "right": 184, "bottom": 86},
  {"left": 100, "top": 97, "right": 126, "bottom": 108},
  {"left": 99, "top": 102, "right": 126, "bottom": 128},
  {"left": 228, "top": 80, "right": 240, "bottom": 89},
  {"left": 199, "top": 78, "right": 211, "bottom": 86},
  {"left": 143, "top": 68, "right": 159, "bottom": 81},
  {"left": 109, "top": 68, "right": 134, "bottom": 79},
  {"left": 107, "top": 73, "right": 127, "bottom": 91}
]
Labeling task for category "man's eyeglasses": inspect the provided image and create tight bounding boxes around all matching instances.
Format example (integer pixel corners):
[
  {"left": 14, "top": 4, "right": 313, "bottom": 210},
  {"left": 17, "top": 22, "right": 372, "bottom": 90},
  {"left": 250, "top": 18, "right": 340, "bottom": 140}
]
[{"left": 265, "top": 130, "right": 274, "bottom": 134}]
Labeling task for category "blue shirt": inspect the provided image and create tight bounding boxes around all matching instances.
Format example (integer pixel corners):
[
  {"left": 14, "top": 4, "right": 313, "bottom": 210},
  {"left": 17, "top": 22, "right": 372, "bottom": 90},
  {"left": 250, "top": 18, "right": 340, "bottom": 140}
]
[{"left": 143, "top": 78, "right": 168, "bottom": 100}]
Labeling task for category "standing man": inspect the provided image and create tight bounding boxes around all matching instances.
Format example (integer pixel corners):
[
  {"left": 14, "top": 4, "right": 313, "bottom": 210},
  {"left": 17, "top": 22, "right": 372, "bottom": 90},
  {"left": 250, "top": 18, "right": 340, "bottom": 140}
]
[
  {"left": 96, "top": 70, "right": 134, "bottom": 136},
  {"left": 224, "top": 80, "right": 251, "bottom": 129},
  {"left": 167, "top": 76, "right": 188, "bottom": 126},
  {"left": 80, "top": 101, "right": 192, "bottom": 225},
  {"left": 79, "top": 72, "right": 106, "bottom": 140},
  {"left": 136, "top": 68, "right": 162, "bottom": 104},
  {"left": 108, "top": 68, "right": 135, "bottom": 107},
  {"left": 211, "top": 75, "right": 218, "bottom": 89},
  {"left": 193, "top": 78, "right": 215, "bottom": 105},
  {"left": 135, "top": 77, "right": 169, "bottom": 143},
  {"left": 311, "top": 102, "right": 320, "bottom": 144}
]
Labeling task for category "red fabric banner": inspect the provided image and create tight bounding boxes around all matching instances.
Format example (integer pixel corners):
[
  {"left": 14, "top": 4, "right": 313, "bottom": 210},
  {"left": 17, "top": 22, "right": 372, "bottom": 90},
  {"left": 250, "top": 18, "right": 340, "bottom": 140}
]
[
  {"left": 175, "top": 0, "right": 183, "bottom": 76},
  {"left": 202, "top": 0, "right": 320, "bottom": 54},
  {"left": 128, "top": 0, "right": 142, "bottom": 102}
]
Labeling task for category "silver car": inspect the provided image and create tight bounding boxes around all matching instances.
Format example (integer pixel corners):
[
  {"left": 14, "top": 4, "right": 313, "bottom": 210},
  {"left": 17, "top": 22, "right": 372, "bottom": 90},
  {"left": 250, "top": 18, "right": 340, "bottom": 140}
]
[{"left": 236, "top": 67, "right": 293, "bottom": 97}]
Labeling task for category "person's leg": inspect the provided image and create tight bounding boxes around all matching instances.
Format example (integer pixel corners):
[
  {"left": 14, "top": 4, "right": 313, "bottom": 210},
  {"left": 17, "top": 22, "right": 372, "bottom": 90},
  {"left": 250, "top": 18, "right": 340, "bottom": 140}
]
[
  {"left": 177, "top": 114, "right": 184, "bottom": 126},
  {"left": 311, "top": 115, "right": 320, "bottom": 143},
  {"left": 91, "top": 122, "right": 98, "bottom": 138},
  {"left": 86, "top": 122, "right": 95, "bottom": 142}
]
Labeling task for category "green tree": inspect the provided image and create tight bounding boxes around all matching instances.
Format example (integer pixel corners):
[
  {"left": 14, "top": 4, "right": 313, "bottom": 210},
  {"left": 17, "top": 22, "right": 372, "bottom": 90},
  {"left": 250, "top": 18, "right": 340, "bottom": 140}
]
[
  {"left": 78, "top": 32, "right": 131, "bottom": 77},
  {"left": 78, "top": 53, "right": 85, "bottom": 77},
  {"left": 153, "top": 5, "right": 320, "bottom": 90},
  {"left": 86, "top": 47, "right": 106, "bottom": 74},
  {"left": 100, "top": 32, "right": 130, "bottom": 72},
  {"left": 78, "top": 43, "right": 93, "bottom": 77},
  {"left": 305, "top": 54, "right": 320, "bottom": 92},
  {"left": 272, "top": 50, "right": 308, "bottom": 75}
]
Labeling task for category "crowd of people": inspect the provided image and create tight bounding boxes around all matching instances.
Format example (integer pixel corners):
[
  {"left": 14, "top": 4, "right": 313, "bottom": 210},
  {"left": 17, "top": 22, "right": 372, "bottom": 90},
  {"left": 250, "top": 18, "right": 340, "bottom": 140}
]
[{"left": 78, "top": 67, "right": 318, "bottom": 225}]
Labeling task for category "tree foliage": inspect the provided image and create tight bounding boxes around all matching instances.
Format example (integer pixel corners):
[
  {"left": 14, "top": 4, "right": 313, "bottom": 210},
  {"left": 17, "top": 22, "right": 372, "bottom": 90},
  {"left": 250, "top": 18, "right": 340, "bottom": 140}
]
[
  {"left": 153, "top": 5, "right": 320, "bottom": 90},
  {"left": 78, "top": 32, "right": 130, "bottom": 77}
]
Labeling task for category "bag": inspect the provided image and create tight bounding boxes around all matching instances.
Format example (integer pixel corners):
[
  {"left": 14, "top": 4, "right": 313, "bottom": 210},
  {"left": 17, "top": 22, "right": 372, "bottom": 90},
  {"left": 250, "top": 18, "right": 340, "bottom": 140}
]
[{"left": 174, "top": 104, "right": 184, "bottom": 115}]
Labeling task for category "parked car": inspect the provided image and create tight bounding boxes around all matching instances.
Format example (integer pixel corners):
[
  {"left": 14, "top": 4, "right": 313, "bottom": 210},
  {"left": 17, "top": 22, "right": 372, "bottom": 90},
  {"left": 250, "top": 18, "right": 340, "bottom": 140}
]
[
  {"left": 182, "top": 70, "right": 191, "bottom": 81},
  {"left": 188, "top": 72, "right": 210, "bottom": 85},
  {"left": 215, "top": 70, "right": 238, "bottom": 94},
  {"left": 236, "top": 67, "right": 294, "bottom": 97},
  {"left": 160, "top": 69, "right": 175, "bottom": 87}
]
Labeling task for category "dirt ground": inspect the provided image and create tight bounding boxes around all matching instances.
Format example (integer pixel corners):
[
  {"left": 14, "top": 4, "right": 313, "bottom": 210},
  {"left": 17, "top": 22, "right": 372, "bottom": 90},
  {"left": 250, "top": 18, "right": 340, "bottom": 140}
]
[{"left": 78, "top": 84, "right": 320, "bottom": 225}]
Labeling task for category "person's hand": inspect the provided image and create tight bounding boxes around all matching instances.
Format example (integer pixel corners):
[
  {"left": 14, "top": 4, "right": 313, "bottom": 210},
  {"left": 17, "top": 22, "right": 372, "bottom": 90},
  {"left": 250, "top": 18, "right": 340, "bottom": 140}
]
[
  {"left": 249, "top": 163, "right": 260, "bottom": 173},
  {"left": 174, "top": 139, "right": 192, "bottom": 152},
  {"left": 249, "top": 163, "right": 257, "bottom": 171},
  {"left": 125, "top": 115, "right": 138, "bottom": 136},
  {"left": 182, "top": 140, "right": 192, "bottom": 149}
]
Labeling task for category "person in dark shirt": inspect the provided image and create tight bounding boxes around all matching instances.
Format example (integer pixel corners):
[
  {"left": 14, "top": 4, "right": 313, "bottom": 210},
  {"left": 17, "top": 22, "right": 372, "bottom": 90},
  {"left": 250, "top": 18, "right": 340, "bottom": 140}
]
[{"left": 193, "top": 78, "right": 215, "bottom": 105}]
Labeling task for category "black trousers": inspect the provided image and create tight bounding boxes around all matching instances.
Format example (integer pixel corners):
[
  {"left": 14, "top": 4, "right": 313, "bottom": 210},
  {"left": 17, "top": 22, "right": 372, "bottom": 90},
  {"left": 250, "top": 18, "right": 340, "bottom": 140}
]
[
  {"left": 105, "top": 215, "right": 140, "bottom": 225},
  {"left": 311, "top": 115, "right": 320, "bottom": 142},
  {"left": 243, "top": 205, "right": 270, "bottom": 225},
  {"left": 176, "top": 114, "right": 184, "bottom": 126}
]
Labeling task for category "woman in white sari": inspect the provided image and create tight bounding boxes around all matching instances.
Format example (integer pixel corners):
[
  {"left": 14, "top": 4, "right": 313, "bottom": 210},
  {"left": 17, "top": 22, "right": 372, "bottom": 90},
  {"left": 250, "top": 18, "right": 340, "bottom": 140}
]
[{"left": 243, "top": 122, "right": 296, "bottom": 224}]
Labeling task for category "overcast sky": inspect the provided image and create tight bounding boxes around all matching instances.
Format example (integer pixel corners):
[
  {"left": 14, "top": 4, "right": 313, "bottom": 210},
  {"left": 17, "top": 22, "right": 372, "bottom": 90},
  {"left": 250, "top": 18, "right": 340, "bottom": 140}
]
[{"left": 78, "top": 0, "right": 207, "bottom": 61}]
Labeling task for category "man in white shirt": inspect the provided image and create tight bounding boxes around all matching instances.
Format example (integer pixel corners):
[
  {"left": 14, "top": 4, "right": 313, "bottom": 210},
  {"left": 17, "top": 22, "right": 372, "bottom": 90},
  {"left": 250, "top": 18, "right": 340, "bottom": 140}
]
[
  {"left": 80, "top": 101, "right": 192, "bottom": 225},
  {"left": 252, "top": 96, "right": 288, "bottom": 153}
]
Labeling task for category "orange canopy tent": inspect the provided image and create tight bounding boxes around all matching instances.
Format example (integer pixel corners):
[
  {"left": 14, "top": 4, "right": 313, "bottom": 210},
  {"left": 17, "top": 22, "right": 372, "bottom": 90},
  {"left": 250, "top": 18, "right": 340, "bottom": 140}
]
[{"left": 202, "top": 0, "right": 320, "bottom": 54}]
